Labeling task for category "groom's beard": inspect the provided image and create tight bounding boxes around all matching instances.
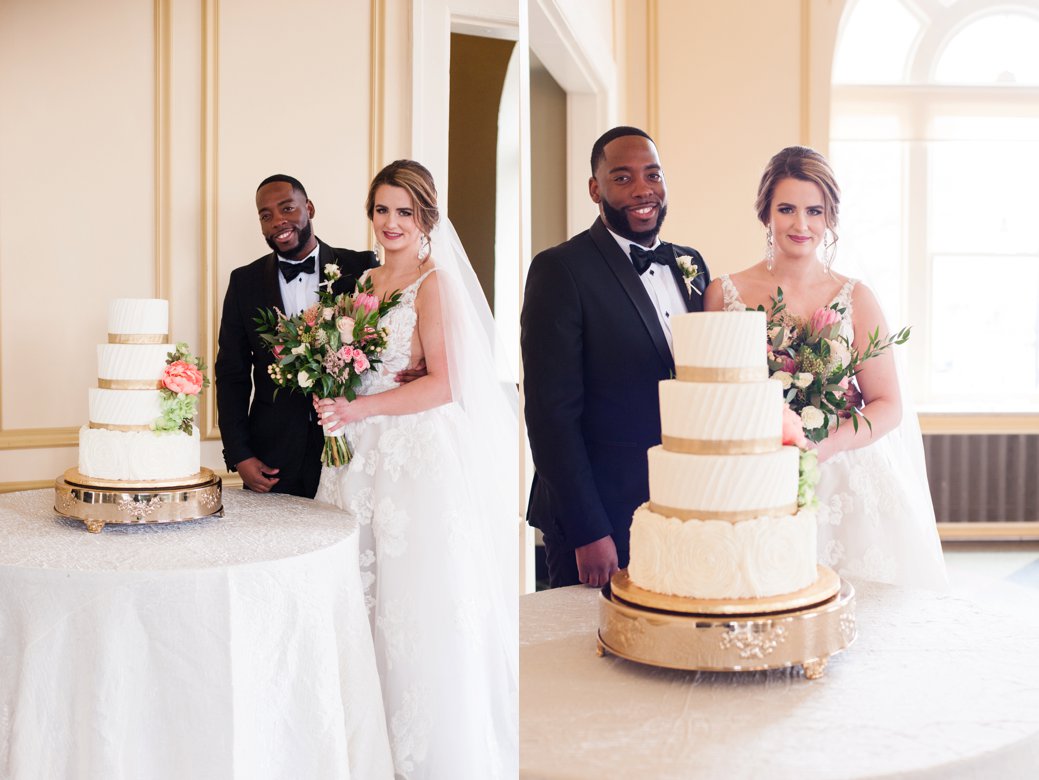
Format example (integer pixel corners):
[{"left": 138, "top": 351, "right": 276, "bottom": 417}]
[
  {"left": 601, "top": 197, "right": 667, "bottom": 246},
  {"left": 265, "top": 219, "right": 314, "bottom": 258}
]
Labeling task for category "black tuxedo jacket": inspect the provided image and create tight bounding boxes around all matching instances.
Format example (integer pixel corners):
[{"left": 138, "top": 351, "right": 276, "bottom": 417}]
[
  {"left": 215, "top": 239, "right": 378, "bottom": 494},
  {"left": 520, "top": 218, "right": 710, "bottom": 553}
]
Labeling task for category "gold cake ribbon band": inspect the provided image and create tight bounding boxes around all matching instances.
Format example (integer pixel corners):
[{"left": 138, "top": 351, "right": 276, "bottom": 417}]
[
  {"left": 89, "top": 421, "right": 154, "bottom": 432},
  {"left": 98, "top": 379, "right": 164, "bottom": 390},
  {"left": 662, "top": 435, "right": 781, "bottom": 455},
  {"left": 108, "top": 334, "right": 169, "bottom": 344},
  {"left": 649, "top": 500, "right": 799, "bottom": 524},
  {"left": 676, "top": 366, "right": 768, "bottom": 383}
]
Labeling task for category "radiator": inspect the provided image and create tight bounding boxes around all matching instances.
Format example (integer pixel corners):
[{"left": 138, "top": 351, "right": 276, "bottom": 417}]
[{"left": 923, "top": 434, "right": 1039, "bottom": 523}]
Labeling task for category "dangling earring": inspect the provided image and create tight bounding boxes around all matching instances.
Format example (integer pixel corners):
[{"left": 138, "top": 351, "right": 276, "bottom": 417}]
[
  {"left": 823, "top": 230, "right": 837, "bottom": 274},
  {"left": 373, "top": 240, "right": 383, "bottom": 264},
  {"left": 765, "top": 226, "right": 775, "bottom": 273},
  {"left": 417, "top": 234, "right": 431, "bottom": 266}
]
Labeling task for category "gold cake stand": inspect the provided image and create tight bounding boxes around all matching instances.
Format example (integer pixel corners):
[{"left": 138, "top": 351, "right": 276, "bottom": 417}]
[
  {"left": 597, "top": 565, "right": 856, "bottom": 679},
  {"left": 54, "top": 467, "right": 223, "bottom": 533}
]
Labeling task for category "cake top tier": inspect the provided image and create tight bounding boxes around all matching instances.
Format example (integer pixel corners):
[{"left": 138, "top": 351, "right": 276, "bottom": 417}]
[
  {"left": 108, "top": 299, "right": 168, "bottom": 338},
  {"left": 672, "top": 311, "right": 766, "bottom": 380}
]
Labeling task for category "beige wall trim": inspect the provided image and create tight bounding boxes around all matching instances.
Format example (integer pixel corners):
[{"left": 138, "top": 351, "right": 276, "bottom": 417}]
[
  {"left": 0, "top": 480, "right": 53, "bottom": 494},
  {"left": 939, "top": 522, "right": 1039, "bottom": 541},
  {"left": 799, "top": 0, "right": 811, "bottom": 142},
  {"left": 369, "top": 0, "right": 386, "bottom": 191},
  {"left": 920, "top": 414, "right": 1039, "bottom": 435},
  {"left": 646, "top": 0, "right": 658, "bottom": 138},
  {"left": 155, "top": 0, "right": 172, "bottom": 300},
  {"left": 0, "top": 428, "right": 78, "bottom": 451},
  {"left": 1, "top": 471, "right": 243, "bottom": 495},
  {"left": 201, "top": 0, "right": 220, "bottom": 442}
]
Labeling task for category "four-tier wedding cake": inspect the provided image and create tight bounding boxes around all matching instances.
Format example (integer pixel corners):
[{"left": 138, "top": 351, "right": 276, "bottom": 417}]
[
  {"left": 78, "top": 299, "right": 201, "bottom": 482},
  {"left": 627, "top": 311, "right": 817, "bottom": 600}
]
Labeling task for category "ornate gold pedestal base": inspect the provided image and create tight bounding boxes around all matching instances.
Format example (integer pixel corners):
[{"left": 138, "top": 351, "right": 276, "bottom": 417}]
[
  {"left": 54, "top": 468, "right": 223, "bottom": 533},
  {"left": 598, "top": 567, "right": 856, "bottom": 679}
]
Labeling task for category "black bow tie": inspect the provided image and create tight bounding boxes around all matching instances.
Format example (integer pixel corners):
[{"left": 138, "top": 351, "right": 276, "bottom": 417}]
[
  {"left": 278, "top": 256, "right": 316, "bottom": 282},
  {"left": 630, "top": 242, "right": 675, "bottom": 275}
]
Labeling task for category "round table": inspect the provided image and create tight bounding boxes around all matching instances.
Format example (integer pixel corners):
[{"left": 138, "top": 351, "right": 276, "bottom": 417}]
[
  {"left": 0, "top": 488, "right": 393, "bottom": 780},
  {"left": 521, "top": 582, "right": 1039, "bottom": 779}
]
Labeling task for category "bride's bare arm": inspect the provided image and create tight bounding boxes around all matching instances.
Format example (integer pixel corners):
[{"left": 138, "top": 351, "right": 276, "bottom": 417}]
[
  {"left": 316, "top": 274, "right": 452, "bottom": 431},
  {"left": 703, "top": 278, "right": 725, "bottom": 312},
  {"left": 814, "top": 283, "right": 903, "bottom": 462}
]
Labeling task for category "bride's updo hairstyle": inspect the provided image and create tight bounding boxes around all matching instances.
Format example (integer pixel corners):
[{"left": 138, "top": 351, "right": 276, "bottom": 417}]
[
  {"left": 755, "top": 145, "right": 841, "bottom": 234},
  {"left": 365, "top": 159, "right": 441, "bottom": 236}
]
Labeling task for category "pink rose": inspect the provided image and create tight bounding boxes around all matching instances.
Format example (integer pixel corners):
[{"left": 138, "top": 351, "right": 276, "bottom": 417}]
[
  {"left": 778, "top": 354, "right": 797, "bottom": 374},
  {"left": 163, "top": 360, "right": 204, "bottom": 395},
  {"left": 354, "top": 292, "right": 380, "bottom": 314},
  {"left": 810, "top": 306, "right": 841, "bottom": 336},
  {"left": 353, "top": 353, "right": 370, "bottom": 372},
  {"left": 781, "top": 404, "right": 808, "bottom": 449}
]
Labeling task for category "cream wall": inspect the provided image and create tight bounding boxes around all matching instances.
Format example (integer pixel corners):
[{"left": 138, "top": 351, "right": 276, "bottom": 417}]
[
  {"left": 619, "top": 0, "right": 845, "bottom": 277},
  {"left": 0, "top": 0, "right": 383, "bottom": 488}
]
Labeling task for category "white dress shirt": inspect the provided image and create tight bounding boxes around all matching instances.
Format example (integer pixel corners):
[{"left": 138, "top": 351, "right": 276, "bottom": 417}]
[
  {"left": 606, "top": 227, "right": 688, "bottom": 354},
  {"left": 277, "top": 246, "right": 321, "bottom": 316}
]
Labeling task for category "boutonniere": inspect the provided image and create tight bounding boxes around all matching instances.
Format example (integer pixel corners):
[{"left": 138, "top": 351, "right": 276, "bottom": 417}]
[{"left": 675, "top": 254, "right": 702, "bottom": 295}]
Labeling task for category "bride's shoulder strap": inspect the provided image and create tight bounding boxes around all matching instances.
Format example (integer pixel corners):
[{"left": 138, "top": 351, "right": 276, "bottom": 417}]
[
  {"left": 718, "top": 274, "right": 745, "bottom": 311},
  {"left": 837, "top": 277, "right": 859, "bottom": 318}
]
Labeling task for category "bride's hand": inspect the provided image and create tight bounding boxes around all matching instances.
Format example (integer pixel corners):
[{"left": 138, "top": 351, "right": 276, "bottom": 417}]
[{"left": 314, "top": 396, "right": 369, "bottom": 434}]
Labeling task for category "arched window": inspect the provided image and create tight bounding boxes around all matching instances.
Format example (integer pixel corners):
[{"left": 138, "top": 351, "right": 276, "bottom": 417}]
[{"left": 831, "top": 0, "right": 1039, "bottom": 410}]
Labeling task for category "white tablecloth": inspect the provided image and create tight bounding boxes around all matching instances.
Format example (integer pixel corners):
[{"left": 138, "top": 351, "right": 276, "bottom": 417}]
[
  {"left": 521, "top": 582, "right": 1039, "bottom": 779},
  {"left": 0, "top": 488, "right": 393, "bottom": 780}
]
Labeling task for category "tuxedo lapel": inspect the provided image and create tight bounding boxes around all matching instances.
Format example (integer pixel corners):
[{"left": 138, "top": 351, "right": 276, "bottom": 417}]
[
  {"left": 260, "top": 253, "right": 286, "bottom": 312},
  {"left": 589, "top": 219, "right": 673, "bottom": 370},
  {"left": 665, "top": 257, "right": 693, "bottom": 313}
]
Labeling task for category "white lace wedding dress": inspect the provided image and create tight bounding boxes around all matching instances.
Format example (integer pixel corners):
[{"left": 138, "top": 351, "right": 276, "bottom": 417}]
[
  {"left": 720, "top": 275, "right": 948, "bottom": 590},
  {"left": 315, "top": 268, "right": 517, "bottom": 779}
]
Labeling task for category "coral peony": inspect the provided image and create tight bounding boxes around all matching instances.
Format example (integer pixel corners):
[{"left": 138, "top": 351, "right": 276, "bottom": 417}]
[{"left": 162, "top": 360, "right": 204, "bottom": 395}]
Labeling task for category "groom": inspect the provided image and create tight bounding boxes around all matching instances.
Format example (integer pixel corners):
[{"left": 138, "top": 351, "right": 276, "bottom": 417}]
[
  {"left": 215, "top": 174, "right": 379, "bottom": 498},
  {"left": 521, "top": 127, "right": 710, "bottom": 588}
]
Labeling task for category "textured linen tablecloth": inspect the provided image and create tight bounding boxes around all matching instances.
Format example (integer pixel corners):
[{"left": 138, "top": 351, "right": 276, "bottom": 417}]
[
  {"left": 0, "top": 488, "right": 393, "bottom": 780},
  {"left": 521, "top": 582, "right": 1039, "bottom": 780}
]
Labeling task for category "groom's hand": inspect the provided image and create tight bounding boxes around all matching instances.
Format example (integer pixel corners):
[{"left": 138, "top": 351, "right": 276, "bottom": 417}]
[
  {"left": 575, "top": 535, "right": 619, "bottom": 588},
  {"left": 236, "top": 457, "right": 280, "bottom": 493},
  {"left": 395, "top": 357, "right": 427, "bottom": 385}
]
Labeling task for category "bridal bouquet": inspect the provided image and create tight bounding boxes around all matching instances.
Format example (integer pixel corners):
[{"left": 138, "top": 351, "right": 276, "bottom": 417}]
[
  {"left": 254, "top": 264, "right": 401, "bottom": 466},
  {"left": 760, "top": 288, "right": 910, "bottom": 444}
]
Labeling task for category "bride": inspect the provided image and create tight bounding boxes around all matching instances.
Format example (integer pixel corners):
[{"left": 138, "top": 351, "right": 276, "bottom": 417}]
[
  {"left": 704, "top": 145, "right": 947, "bottom": 591},
  {"left": 313, "top": 159, "right": 518, "bottom": 778}
]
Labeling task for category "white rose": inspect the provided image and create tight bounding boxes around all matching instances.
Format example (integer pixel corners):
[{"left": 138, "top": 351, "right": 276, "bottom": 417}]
[
  {"left": 324, "top": 263, "right": 341, "bottom": 279},
  {"left": 773, "top": 370, "right": 793, "bottom": 389},
  {"left": 291, "top": 345, "right": 307, "bottom": 356},
  {"left": 800, "top": 406, "right": 824, "bottom": 430},
  {"left": 323, "top": 307, "right": 335, "bottom": 321},
  {"left": 793, "top": 372, "right": 814, "bottom": 389},
  {"left": 297, "top": 370, "right": 315, "bottom": 389},
  {"left": 827, "top": 339, "right": 851, "bottom": 371},
  {"left": 336, "top": 316, "right": 356, "bottom": 336}
]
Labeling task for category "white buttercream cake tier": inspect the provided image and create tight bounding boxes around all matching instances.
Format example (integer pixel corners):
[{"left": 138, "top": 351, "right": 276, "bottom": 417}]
[
  {"left": 88, "top": 388, "right": 163, "bottom": 427},
  {"left": 108, "top": 298, "right": 168, "bottom": 335},
  {"left": 647, "top": 445, "right": 799, "bottom": 518},
  {"left": 672, "top": 310, "right": 766, "bottom": 373},
  {"left": 628, "top": 503, "right": 818, "bottom": 599},
  {"left": 97, "top": 343, "right": 174, "bottom": 382},
  {"left": 78, "top": 425, "right": 200, "bottom": 481},
  {"left": 659, "top": 378, "right": 782, "bottom": 452}
]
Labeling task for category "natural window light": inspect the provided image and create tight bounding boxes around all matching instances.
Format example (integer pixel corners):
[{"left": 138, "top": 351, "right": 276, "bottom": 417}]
[{"left": 831, "top": 0, "right": 1039, "bottom": 411}]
